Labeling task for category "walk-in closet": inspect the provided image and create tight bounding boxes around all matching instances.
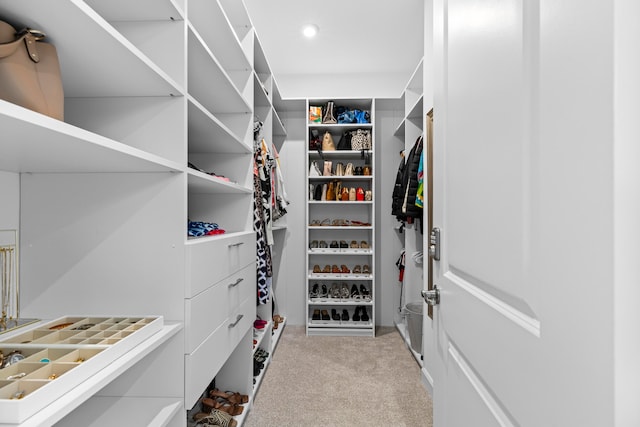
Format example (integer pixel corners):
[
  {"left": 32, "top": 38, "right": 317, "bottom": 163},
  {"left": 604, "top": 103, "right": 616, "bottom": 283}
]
[{"left": 1, "top": 0, "right": 636, "bottom": 426}]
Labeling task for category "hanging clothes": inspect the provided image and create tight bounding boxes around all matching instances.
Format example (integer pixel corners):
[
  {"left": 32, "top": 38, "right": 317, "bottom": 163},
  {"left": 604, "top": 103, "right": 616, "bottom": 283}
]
[
  {"left": 391, "top": 151, "right": 407, "bottom": 221},
  {"left": 253, "top": 120, "right": 272, "bottom": 305},
  {"left": 271, "top": 143, "right": 290, "bottom": 221},
  {"left": 415, "top": 150, "right": 424, "bottom": 209}
]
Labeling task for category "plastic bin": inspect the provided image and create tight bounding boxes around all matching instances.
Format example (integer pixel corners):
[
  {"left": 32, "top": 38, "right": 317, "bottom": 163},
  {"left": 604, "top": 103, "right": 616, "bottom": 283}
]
[{"left": 403, "top": 301, "right": 423, "bottom": 354}]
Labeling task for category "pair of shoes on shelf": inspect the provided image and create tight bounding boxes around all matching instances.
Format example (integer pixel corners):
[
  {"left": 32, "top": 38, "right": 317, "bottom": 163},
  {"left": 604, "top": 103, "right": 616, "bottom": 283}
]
[
  {"left": 254, "top": 318, "right": 267, "bottom": 330},
  {"left": 201, "top": 397, "right": 243, "bottom": 417},
  {"left": 254, "top": 348, "right": 269, "bottom": 363},
  {"left": 309, "top": 283, "right": 320, "bottom": 299},
  {"left": 315, "top": 284, "right": 329, "bottom": 299},
  {"left": 254, "top": 349, "right": 269, "bottom": 376},
  {"left": 326, "top": 309, "right": 351, "bottom": 321},
  {"left": 273, "top": 314, "right": 284, "bottom": 329},
  {"left": 311, "top": 309, "right": 330, "bottom": 321},
  {"left": 309, "top": 218, "right": 331, "bottom": 226},
  {"left": 352, "top": 265, "right": 371, "bottom": 274},
  {"left": 328, "top": 264, "right": 350, "bottom": 274},
  {"left": 193, "top": 409, "right": 237, "bottom": 427},
  {"left": 350, "top": 240, "right": 370, "bottom": 249},
  {"left": 351, "top": 284, "right": 371, "bottom": 301},
  {"left": 352, "top": 306, "right": 370, "bottom": 322}
]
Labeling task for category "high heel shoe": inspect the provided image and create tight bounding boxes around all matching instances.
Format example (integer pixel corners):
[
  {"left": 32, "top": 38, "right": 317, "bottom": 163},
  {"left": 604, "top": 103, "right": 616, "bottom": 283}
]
[
  {"left": 360, "top": 306, "right": 370, "bottom": 322},
  {"left": 209, "top": 388, "right": 249, "bottom": 404},
  {"left": 331, "top": 309, "right": 340, "bottom": 321},
  {"left": 360, "top": 284, "right": 371, "bottom": 301},
  {"left": 351, "top": 284, "right": 360, "bottom": 299}
]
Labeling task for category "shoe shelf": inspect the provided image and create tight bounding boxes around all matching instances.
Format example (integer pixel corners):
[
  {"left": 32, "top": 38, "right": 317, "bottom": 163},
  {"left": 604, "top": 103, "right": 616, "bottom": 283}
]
[
  {"left": 309, "top": 176, "right": 373, "bottom": 181},
  {"left": 308, "top": 320, "right": 373, "bottom": 328},
  {"left": 253, "top": 321, "right": 271, "bottom": 352},
  {"left": 308, "top": 249, "right": 373, "bottom": 255},
  {"left": 306, "top": 98, "right": 376, "bottom": 337},
  {"left": 308, "top": 226, "right": 373, "bottom": 232},
  {"left": 308, "top": 272, "right": 373, "bottom": 280},
  {"left": 307, "top": 150, "right": 373, "bottom": 160},
  {"left": 308, "top": 201, "right": 373, "bottom": 205},
  {"left": 271, "top": 317, "right": 286, "bottom": 353},
  {"left": 308, "top": 299, "right": 373, "bottom": 306}
]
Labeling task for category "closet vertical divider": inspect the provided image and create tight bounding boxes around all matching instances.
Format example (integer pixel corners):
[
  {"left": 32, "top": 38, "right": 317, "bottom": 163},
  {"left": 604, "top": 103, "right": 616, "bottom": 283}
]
[{"left": 184, "top": 0, "right": 257, "bottom": 423}]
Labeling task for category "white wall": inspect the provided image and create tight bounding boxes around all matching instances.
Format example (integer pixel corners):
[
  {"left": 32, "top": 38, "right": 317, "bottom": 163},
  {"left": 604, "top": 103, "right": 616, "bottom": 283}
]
[
  {"left": 277, "top": 72, "right": 412, "bottom": 100},
  {"left": 0, "top": 172, "right": 19, "bottom": 232},
  {"left": 374, "top": 104, "right": 406, "bottom": 326},
  {"left": 275, "top": 111, "right": 307, "bottom": 325}
]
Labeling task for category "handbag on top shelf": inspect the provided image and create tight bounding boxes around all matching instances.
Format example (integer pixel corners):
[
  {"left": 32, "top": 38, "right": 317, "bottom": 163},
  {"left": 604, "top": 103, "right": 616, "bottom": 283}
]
[{"left": 0, "top": 20, "right": 64, "bottom": 120}]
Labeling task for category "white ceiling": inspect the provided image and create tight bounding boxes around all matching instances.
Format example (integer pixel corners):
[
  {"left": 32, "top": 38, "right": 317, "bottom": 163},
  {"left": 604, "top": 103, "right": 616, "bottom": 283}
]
[{"left": 244, "top": 0, "right": 425, "bottom": 94}]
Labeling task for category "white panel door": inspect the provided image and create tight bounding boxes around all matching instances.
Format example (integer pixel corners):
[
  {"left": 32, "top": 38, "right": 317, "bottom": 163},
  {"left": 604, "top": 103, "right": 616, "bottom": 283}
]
[{"left": 430, "top": 0, "right": 614, "bottom": 426}]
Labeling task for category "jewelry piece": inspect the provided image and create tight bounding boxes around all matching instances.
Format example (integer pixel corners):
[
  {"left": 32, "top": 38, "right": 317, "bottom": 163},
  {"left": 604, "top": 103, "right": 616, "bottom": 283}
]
[
  {"left": 7, "top": 372, "right": 26, "bottom": 380},
  {"left": 40, "top": 358, "right": 50, "bottom": 363},
  {"left": 49, "top": 322, "right": 73, "bottom": 330},
  {"left": 11, "top": 391, "right": 25, "bottom": 400},
  {"left": 75, "top": 357, "right": 85, "bottom": 363},
  {"left": 1, "top": 350, "right": 24, "bottom": 368},
  {"left": 1, "top": 245, "right": 17, "bottom": 330},
  {"left": 72, "top": 323, "right": 94, "bottom": 330},
  {"left": 48, "top": 373, "right": 58, "bottom": 380}
]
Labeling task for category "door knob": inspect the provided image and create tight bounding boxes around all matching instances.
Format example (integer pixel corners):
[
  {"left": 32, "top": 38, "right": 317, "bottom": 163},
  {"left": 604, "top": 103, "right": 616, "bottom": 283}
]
[{"left": 421, "top": 285, "right": 440, "bottom": 306}]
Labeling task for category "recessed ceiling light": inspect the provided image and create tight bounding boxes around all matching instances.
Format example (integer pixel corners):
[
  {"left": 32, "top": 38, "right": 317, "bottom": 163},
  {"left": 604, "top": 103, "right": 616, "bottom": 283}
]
[{"left": 302, "top": 24, "right": 319, "bottom": 38}]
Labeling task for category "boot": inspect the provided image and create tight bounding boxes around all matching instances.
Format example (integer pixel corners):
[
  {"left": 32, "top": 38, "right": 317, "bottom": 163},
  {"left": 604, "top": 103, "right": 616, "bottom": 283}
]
[{"left": 322, "top": 101, "right": 337, "bottom": 124}]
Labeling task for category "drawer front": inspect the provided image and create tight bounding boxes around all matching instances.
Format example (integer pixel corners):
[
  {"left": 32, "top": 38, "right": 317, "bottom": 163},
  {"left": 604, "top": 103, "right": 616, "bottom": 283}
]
[
  {"left": 186, "top": 232, "right": 255, "bottom": 297},
  {"left": 184, "top": 263, "right": 255, "bottom": 353},
  {"left": 184, "top": 297, "right": 254, "bottom": 409}
]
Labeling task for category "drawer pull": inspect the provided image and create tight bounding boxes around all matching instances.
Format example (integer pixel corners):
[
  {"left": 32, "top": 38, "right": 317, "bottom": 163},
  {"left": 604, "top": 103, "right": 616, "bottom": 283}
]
[
  {"left": 228, "top": 314, "right": 243, "bottom": 328},
  {"left": 228, "top": 278, "right": 244, "bottom": 288},
  {"left": 228, "top": 242, "right": 245, "bottom": 248}
]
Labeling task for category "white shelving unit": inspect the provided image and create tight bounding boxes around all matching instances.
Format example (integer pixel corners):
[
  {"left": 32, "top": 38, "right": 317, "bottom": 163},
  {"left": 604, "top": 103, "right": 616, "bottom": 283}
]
[
  {"left": 305, "top": 99, "right": 376, "bottom": 337},
  {"left": 393, "top": 59, "right": 426, "bottom": 363},
  {"left": 0, "top": 0, "right": 288, "bottom": 425},
  {"left": 249, "top": 30, "right": 289, "bottom": 395}
]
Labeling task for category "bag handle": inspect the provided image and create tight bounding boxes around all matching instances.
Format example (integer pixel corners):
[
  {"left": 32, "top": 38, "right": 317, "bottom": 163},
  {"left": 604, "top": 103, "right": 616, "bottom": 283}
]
[{"left": 0, "top": 28, "right": 45, "bottom": 62}]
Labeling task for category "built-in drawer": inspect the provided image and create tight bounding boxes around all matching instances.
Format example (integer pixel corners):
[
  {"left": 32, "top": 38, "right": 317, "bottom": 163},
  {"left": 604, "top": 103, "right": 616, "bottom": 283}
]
[
  {"left": 184, "top": 296, "right": 254, "bottom": 409},
  {"left": 184, "top": 263, "right": 255, "bottom": 353},
  {"left": 185, "top": 232, "right": 255, "bottom": 298}
]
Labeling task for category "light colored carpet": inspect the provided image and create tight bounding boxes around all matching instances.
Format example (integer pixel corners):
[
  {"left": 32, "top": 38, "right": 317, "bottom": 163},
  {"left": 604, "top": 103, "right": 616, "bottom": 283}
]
[{"left": 244, "top": 326, "right": 433, "bottom": 427}]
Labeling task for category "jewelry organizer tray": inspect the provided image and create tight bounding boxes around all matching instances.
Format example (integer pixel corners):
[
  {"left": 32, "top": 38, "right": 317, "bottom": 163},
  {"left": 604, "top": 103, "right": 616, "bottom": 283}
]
[{"left": 0, "top": 315, "right": 163, "bottom": 424}]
